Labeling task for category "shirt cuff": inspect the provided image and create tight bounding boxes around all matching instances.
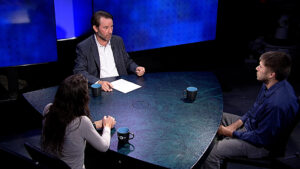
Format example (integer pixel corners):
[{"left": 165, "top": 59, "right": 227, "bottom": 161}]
[
  {"left": 240, "top": 115, "right": 248, "bottom": 123},
  {"left": 233, "top": 131, "right": 241, "bottom": 138},
  {"left": 103, "top": 126, "right": 111, "bottom": 133}
]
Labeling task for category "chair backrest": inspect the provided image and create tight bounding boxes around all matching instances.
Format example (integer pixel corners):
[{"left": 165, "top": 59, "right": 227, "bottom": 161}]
[
  {"left": 269, "top": 96, "right": 300, "bottom": 157},
  {"left": 24, "top": 142, "right": 71, "bottom": 169},
  {"left": 0, "top": 146, "right": 38, "bottom": 169}
]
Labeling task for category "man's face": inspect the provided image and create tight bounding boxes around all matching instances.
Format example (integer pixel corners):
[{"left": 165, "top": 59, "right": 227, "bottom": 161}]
[
  {"left": 256, "top": 60, "right": 272, "bottom": 82},
  {"left": 94, "top": 17, "right": 113, "bottom": 42}
]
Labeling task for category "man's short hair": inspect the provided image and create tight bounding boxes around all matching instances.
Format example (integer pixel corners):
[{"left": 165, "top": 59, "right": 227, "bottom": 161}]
[
  {"left": 260, "top": 51, "right": 292, "bottom": 81},
  {"left": 91, "top": 10, "right": 113, "bottom": 27}
]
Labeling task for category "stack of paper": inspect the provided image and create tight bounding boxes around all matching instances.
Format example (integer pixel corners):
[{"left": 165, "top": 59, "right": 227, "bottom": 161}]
[{"left": 111, "top": 79, "right": 141, "bottom": 93}]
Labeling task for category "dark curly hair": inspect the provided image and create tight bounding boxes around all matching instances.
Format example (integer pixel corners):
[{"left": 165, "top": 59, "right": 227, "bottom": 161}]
[{"left": 41, "top": 74, "right": 90, "bottom": 156}]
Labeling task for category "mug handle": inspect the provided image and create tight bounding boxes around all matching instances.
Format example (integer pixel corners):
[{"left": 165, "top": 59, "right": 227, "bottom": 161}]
[{"left": 129, "top": 132, "right": 134, "bottom": 140}]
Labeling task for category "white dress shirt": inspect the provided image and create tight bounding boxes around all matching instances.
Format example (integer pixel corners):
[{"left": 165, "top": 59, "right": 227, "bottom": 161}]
[{"left": 94, "top": 35, "right": 119, "bottom": 78}]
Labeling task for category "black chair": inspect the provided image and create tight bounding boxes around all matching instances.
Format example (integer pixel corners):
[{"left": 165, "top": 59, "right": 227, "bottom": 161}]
[
  {"left": 0, "top": 146, "right": 38, "bottom": 169},
  {"left": 221, "top": 97, "right": 300, "bottom": 169},
  {"left": 24, "top": 142, "right": 71, "bottom": 169}
]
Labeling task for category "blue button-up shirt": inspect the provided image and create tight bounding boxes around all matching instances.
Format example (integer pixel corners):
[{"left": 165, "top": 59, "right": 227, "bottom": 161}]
[{"left": 233, "top": 80, "right": 299, "bottom": 149}]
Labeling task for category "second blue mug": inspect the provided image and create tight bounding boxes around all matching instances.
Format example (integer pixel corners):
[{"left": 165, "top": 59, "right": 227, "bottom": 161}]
[
  {"left": 184, "top": 86, "right": 198, "bottom": 102},
  {"left": 117, "top": 127, "right": 134, "bottom": 144}
]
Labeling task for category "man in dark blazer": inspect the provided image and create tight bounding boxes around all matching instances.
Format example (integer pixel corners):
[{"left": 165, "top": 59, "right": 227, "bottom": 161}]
[{"left": 74, "top": 10, "right": 145, "bottom": 92}]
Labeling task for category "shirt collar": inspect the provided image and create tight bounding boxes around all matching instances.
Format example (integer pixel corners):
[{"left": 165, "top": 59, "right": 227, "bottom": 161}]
[
  {"left": 94, "top": 34, "right": 111, "bottom": 47},
  {"left": 263, "top": 80, "right": 285, "bottom": 97}
]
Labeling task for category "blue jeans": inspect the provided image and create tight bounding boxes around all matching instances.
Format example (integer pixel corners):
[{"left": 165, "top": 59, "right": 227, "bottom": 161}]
[{"left": 200, "top": 113, "right": 269, "bottom": 169}]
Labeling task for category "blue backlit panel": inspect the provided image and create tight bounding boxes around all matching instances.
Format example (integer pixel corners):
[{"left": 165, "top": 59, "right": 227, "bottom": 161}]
[
  {"left": 0, "top": 0, "right": 57, "bottom": 67},
  {"left": 94, "top": 0, "right": 218, "bottom": 52},
  {"left": 54, "top": 0, "right": 75, "bottom": 39},
  {"left": 54, "top": 0, "right": 92, "bottom": 39}
]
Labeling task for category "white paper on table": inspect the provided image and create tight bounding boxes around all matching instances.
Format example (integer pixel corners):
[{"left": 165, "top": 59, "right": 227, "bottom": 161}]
[{"left": 111, "top": 79, "right": 141, "bottom": 93}]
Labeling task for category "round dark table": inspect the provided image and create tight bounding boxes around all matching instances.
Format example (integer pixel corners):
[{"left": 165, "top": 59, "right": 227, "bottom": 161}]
[{"left": 23, "top": 71, "right": 223, "bottom": 169}]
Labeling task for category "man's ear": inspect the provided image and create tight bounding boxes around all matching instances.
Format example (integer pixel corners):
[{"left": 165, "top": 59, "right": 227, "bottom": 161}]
[
  {"left": 93, "top": 25, "right": 98, "bottom": 33},
  {"left": 270, "top": 71, "right": 276, "bottom": 79}
]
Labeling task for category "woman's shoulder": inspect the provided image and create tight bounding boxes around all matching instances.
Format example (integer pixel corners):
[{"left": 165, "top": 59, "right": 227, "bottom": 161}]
[
  {"left": 80, "top": 116, "right": 92, "bottom": 123},
  {"left": 42, "top": 103, "right": 53, "bottom": 116},
  {"left": 66, "top": 116, "right": 92, "bottom": 132},
  {"left": 79, "top": 116, "right": 94, "bottom": 131},
  {"left": 70, "top": 116, "right": 92, "bottom": 127}
]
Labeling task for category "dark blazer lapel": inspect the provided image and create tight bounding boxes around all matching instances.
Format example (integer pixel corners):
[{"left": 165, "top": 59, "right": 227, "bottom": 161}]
[
  {"left": 90, "top": 35, "right": 100, "bottom": 69},
  {"left": 110, "top": 36, "right": 122, "bottom": 73}
]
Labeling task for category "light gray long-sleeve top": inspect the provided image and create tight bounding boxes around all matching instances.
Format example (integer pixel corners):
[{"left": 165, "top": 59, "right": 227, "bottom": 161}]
[{"left": 43, "top": 103, "right": 111, "bottom": 169}]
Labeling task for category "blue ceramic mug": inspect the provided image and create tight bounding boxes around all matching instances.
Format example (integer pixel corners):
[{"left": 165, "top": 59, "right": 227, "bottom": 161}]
[
  {"left": 184, "top": 86, "right": 198, "bottom": 102},
  {"left": 91, "top": 83, "right": 101, "bottom": 97},
  {"left": 117, "top": 127, "right": 134, "bottom": 144}
]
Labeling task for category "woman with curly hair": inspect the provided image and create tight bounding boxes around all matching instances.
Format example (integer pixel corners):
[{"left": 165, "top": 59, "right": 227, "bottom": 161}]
[{"left": 41, "top": 74, "right": 116, "bottom": 169}]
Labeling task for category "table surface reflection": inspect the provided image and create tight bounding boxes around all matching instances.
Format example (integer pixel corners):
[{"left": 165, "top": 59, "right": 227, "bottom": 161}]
[{"left": 23, "top": 71, "right": 223, "bottom": 169}]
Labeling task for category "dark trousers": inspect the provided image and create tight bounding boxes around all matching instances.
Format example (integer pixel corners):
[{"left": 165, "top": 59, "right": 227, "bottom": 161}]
[{"left": 200, "top": 113, "right": 269, "bottom": 169}]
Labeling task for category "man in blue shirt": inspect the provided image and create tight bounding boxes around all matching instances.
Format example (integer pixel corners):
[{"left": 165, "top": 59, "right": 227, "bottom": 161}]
[{"left": 201, "top": 51, "right": 299, "bottom": 169}]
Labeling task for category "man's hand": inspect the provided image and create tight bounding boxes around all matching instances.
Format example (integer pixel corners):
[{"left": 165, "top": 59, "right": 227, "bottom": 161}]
[
  {"left": 98, "top": 81, "right": 113, "bottom": 92},
  {"left": 217, "top": 125, "right": 234, "bottom": 137},
  {"left": 136, "top": 66, "right": 145, "bottom": 76},
  {"left": 217, "top": 119, "right": 243, "bottom": 137}
]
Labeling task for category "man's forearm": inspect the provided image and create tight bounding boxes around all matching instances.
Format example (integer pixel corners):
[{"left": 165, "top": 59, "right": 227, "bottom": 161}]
[{"left": 229, "top": 119, "right": 243, "bottom": 131}]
